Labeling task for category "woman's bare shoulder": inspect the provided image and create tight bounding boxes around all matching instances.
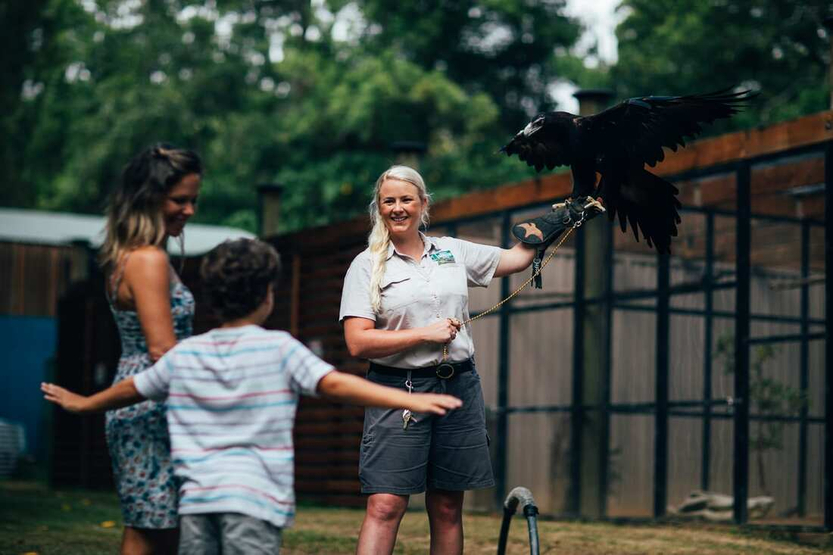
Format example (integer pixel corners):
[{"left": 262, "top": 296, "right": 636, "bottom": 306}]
[{"left": 124, "top": 246, "right": 170, "bottom": 280}]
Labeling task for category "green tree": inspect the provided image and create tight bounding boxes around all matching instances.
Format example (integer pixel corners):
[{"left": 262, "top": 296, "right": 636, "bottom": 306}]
[
  {"left": 343, "top": 0, "right": 586, "bottom": 130},
  {"left": 264, "top": 45, "right": 526, "bottom": 229},
  {"left": 0, "top": 0, "right": 50, "bottom": 208},
  {"left": 8, "top": 0, "right": 570, "bottom": 231},
  {"left": 613, "top": 0, "right": 830, "bottom": 130}
]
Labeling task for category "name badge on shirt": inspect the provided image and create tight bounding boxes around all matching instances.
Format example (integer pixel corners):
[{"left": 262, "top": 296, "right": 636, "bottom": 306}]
[{"left": 430, "top": 250, "right": 456, "bottom": 265}]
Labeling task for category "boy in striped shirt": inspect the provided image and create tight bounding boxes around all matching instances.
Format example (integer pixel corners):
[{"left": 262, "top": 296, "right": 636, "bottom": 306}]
[{"left": 42, "top": 238, "right": 461, "bottom": 554}]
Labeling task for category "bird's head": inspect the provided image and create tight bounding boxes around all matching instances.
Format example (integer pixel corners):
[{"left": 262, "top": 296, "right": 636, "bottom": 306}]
[{"left": 521, "top": 115, "right": 546, "bottom": 137}]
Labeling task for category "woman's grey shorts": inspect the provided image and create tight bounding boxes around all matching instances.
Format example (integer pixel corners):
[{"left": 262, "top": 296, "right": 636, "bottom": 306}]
[{"left": 359, "top": 364, "right": 494, "bottom": 495}]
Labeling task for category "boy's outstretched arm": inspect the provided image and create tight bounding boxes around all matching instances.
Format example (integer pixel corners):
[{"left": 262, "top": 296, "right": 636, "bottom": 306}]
[
  {"left": 41, "top": 377, "right": 146, "bottom": 414},
  {"left": 317, "top": 371, "right": 462, "bottom": 415}
]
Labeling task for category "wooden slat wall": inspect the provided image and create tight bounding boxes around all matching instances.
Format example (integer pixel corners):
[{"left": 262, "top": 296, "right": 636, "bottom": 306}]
[
  {"left": 50, "top": 273, "right": 120, "bottom": 488},
  {"left": 267, "top": 234, "right": 369, "bottom": 506},
  {"left": 268, "top": 110, "right": 830, "bottom": 515},
  {"left": 0, "top": 242, "right": 75, "bottom": 317}
]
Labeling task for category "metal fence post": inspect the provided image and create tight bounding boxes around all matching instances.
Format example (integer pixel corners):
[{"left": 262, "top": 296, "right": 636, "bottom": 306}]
[
  {"left": 577, "top": 213, "right": 612, "bottom": 518},
  {"left": 495, "top": 211, "right": 512, "bottom": 508},
  {"left": 702, "top": 212, "right": 715, "bottom": 491},
  {"left": 797, "top": 220, "right": 810, "bottom": 517},
  {"left": 734, "top": 162, "right": 751, "bottom": 525},
  {"left": 599, "top": 224, "right": 613, "bottom": 517},
  {"left": 825, "top": 141, "right": 833, "bottom": 531},
  {"left": 654, "top": 252, "right": 670, "bottom": 517},
  {"left": 569, "top": 226, "right": 586, "bottom": 516}
]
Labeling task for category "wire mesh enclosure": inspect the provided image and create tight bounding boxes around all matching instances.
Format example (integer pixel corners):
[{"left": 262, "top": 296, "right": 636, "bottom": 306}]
[{"left": 267, "top": 112, "right": 831, "bottom": 531}]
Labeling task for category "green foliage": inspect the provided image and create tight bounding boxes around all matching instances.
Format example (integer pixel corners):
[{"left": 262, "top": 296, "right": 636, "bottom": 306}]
[
  {"left": 351, "top": 0, "right": 585, "bottom": 129},
  {"left": 0, "top": 0, "right": 48, "bottom": 208},
  {"left": 2, "top": 0, "right": 567, "bottom": 232},
  {"left": 4, "top": 0, "right": 828, "bottom": 231},
  {"left": 613, "top": 0, "right": 830, "bottom": 131}
]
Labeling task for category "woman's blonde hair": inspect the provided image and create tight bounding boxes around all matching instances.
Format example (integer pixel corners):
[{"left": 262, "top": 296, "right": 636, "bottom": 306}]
[
  {"left": 368, "top": 165, "right": 431, "bottom": 312},
  {"left": 99, "top": 144, "right": 202, "bottom": 273}
]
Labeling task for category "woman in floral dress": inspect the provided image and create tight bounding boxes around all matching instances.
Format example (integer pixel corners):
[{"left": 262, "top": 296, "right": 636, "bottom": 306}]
[{"left": 99, "top": 144, "right": 201, "bottom": 554}]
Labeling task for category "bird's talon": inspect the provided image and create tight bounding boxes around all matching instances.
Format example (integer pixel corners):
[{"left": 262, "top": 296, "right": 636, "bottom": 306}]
[{"left": 583, "top": 198, "right": 606, "bottom": 212}]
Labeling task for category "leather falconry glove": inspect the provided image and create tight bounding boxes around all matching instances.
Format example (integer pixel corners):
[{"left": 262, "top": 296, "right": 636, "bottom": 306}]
[{"left": 511, "top": 196, "right": 606, "bottom": 288}]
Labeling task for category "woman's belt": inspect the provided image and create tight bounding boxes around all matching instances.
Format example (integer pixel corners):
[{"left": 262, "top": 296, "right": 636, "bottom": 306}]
[{"left": 369, "top": 359, "right": 474, "bottom": 380}]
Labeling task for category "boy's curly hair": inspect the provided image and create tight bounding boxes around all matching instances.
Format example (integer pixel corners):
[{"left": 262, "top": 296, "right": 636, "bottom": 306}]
[{"left": 200, "top": 239, "right": 281, "bottom": 321}]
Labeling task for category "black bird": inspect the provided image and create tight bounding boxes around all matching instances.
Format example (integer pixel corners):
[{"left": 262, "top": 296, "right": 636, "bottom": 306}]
[{"left": 501, "top": 89, "right": 755, "bottom": 253}]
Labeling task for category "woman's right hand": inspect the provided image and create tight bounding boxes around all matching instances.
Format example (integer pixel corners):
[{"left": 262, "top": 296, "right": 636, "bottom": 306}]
[
  {"left": 407, "top": 393, "right": 463, "bottom": 415},
  {"left": 421, "top": 318, "right": 462, "bottom": 344}
]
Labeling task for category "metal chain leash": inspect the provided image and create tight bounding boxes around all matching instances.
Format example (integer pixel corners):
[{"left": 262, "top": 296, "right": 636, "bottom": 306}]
[{"left": 441, "top": 218, "right": 583, "bottom": 362}]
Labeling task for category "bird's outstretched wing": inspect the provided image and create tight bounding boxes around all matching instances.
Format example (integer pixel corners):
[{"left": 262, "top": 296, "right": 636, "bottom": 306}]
[
  {"left": 588, "top": 88, "right": 752, "bottom": 252},
  {"left": 588, "top": 88, "right": 755, "bottom": 167},
  {"left": 500, "top": 113, "right": 575, "bottom": 172}
]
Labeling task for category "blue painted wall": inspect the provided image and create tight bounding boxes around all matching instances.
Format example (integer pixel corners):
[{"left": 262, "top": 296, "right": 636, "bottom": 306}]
[{"left": 0, "top": 315, "right": 57, "bottom": 459}]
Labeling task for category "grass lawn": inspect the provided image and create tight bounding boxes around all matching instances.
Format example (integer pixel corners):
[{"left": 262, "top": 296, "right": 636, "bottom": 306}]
[{"left": 1, "top": 480, "right": 829, "bottom": 554}]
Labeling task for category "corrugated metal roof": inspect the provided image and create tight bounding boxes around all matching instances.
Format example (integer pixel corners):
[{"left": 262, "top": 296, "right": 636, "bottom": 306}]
[{"left": 0, "top": 207, "right": 256, "bottom": 256}]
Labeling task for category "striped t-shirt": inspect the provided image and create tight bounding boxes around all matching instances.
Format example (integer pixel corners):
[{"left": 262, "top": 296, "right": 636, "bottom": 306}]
[{"left": 133, "top": 324, "right": 334, "bottom": 529}]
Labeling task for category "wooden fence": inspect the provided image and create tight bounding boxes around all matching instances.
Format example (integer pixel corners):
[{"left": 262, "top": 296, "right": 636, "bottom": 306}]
[{"left": 0, "top": 242, "right": 78, "bottom": 317}]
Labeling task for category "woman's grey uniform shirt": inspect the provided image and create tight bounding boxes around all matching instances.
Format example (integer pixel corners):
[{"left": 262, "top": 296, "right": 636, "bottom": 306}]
[{"left": 339, "top": 233, "right": 501, "bottom": 368}]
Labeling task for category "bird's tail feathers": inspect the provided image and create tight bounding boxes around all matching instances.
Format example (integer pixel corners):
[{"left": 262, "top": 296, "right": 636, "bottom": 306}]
[{"left": 603, "top": 168, "right": 681, "bottom": 253}]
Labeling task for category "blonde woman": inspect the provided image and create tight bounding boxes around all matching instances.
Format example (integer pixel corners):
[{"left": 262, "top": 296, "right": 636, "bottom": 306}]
[
  {"left": 100, "top": 144, "right": 201, "bottom": 554},
  {"left": 340, "top": 165, "right": 590, "bottom": 555}
]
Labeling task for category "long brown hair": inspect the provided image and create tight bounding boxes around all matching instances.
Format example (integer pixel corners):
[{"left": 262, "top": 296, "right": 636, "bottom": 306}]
[{"left": 100, "top": 143, "right": 202, "bottom": 272}]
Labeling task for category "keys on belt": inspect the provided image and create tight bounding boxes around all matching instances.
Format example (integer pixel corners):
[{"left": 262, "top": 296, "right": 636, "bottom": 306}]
[
  {"left": 402, "top": 409, "right": 418, "bottom": 429},
  {"left": 402, "top": 374, "right": 417, "bottom": 430}
]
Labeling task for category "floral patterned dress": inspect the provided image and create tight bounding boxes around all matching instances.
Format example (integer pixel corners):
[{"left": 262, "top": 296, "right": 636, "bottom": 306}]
[{"left": 105, "top": 254, "right": 194, "bottom": 529}]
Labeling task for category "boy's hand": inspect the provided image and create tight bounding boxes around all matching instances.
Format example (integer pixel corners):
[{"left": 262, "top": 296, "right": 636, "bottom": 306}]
[
  {"left": 406, "top": 393, "right": 462, "bottom": 416},
  {"left": 41, "top": 383, "right": 89, "bottom": 413}
]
